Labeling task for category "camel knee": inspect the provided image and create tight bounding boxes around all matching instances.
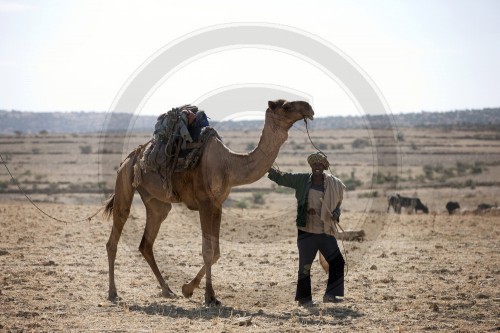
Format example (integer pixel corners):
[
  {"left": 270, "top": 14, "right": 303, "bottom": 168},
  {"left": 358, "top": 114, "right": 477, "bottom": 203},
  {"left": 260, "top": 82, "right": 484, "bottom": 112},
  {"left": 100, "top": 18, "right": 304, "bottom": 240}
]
[
  {"left": 116, "top": 208, "right": 130, "bottom": 221},
  {"left": 106, "top": 239, "right": 117, "bottom": 257},
  {"left": 212, "top": 253, "right": 220, "bottom": 264},
  {"left": 138, "top": 237, "right": 154, "bottom": 258}
]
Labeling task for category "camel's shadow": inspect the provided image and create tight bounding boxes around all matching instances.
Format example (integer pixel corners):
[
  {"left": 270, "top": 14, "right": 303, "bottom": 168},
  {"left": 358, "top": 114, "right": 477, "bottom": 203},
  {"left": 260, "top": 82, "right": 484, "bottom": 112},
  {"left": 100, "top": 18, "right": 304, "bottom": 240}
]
[{"left": 127, "top": 301, "right": 363, "bottom": 325}]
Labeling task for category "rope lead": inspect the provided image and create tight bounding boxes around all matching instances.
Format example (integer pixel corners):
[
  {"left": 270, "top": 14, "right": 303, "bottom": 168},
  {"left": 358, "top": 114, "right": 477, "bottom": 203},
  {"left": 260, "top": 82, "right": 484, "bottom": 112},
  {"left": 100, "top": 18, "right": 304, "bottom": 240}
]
[{"left": 0, "top": 153, "right": 103, "bottom": 224}]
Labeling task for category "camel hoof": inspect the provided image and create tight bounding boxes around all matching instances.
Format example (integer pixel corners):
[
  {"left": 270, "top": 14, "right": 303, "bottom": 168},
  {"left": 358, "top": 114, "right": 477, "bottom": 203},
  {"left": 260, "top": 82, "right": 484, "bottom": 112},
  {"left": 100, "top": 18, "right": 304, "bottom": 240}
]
[
  {"left": 205, "top": 296, "right": 221, "bottom": 307},
  {"left": 108, "top": 291, "right": 121, "bottom": 303},
  {"left": 162, "top": 288, "right": 177, "bottom": 299},
  {"left": 182, "top": 283, "right": 193, "bottom": 298}
]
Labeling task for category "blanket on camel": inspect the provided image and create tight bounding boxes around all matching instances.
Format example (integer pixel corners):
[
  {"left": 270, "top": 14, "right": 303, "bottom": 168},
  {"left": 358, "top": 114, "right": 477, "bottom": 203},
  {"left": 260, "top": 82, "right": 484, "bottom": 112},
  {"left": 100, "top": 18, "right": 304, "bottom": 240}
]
[{"left": 131, "top": 105, "right": 220, "bottom": 197}]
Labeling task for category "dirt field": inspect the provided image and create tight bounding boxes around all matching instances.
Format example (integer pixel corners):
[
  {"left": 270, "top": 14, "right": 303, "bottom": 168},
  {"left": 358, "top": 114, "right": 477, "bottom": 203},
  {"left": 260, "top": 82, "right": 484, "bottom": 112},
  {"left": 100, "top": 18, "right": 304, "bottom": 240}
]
[{"left": 1, "top": 127, "right": 499, "bottom": 332}]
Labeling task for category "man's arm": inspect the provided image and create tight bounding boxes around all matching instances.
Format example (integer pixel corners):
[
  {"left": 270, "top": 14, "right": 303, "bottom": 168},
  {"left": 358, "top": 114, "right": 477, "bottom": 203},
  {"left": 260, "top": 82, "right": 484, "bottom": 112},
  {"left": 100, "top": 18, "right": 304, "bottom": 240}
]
[{"left": 268, "top": 168, "right": 306, "bottom": 189}]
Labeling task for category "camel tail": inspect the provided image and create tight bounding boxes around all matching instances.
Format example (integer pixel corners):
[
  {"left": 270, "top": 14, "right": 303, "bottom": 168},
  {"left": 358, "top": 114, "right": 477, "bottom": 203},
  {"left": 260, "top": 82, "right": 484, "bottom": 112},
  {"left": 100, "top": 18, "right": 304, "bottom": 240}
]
[{"left": 102, "top": 193, "right": 115, "bottom": 221}]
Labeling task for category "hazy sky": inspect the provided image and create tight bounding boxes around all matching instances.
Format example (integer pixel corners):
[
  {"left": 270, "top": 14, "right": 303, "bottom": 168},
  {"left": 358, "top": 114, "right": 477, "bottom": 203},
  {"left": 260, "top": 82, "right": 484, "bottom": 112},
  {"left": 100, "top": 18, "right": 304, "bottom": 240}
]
[{"left": 1, "top": 0, "right": 499, "bottom": 120}]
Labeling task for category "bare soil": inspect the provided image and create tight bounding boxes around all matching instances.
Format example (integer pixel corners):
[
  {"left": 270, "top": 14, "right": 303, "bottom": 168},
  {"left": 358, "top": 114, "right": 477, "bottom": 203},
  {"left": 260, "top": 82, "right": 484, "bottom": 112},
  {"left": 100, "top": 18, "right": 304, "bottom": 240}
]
[{"left": 1, "top": 128, "right": 499, "bottom": 332}]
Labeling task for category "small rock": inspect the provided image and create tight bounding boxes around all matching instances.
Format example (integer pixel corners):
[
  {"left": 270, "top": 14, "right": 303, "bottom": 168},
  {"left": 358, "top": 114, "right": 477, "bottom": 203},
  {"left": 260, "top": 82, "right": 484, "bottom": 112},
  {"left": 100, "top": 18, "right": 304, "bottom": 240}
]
[
  {"left": 370, "top": 265, "right": 377, "bottom": 270},
  {"left": 234, "top": 316, "right": 252, "bottom": 326}
]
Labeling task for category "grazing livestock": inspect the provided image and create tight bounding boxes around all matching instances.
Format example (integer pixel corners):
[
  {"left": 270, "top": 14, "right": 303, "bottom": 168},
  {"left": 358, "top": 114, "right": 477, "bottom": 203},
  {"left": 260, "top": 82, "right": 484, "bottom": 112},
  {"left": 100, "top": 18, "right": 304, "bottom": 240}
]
[
  {"left": 387, "top": 194, "right": 429, "bottom": 214},
  {"left": 446, "top": 201, "right": 460, "bottom": 215},
  {"left": 477, "top": 203, "right": 494, "bottom": 211},
  {"left": 387, "top": 194, "right": 401, "bottom": 213}
]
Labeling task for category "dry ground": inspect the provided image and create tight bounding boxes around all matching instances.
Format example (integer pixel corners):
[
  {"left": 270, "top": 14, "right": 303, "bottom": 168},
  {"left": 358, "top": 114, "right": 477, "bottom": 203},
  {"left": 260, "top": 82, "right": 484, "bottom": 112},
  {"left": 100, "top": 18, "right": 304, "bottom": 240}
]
[
  {"left": 0, "top": 200, "right": 498, "bottom": 332},
  {"left": 1, "top": 127, "right": 499, "bottom": 332}
]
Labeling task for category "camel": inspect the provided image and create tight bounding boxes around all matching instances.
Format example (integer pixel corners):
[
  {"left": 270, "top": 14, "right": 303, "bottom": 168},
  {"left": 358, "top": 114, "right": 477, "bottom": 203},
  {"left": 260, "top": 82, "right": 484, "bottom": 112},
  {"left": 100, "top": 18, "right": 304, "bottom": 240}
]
[{"left": 103, "top": 99, "right": 314, "bottom": 306}]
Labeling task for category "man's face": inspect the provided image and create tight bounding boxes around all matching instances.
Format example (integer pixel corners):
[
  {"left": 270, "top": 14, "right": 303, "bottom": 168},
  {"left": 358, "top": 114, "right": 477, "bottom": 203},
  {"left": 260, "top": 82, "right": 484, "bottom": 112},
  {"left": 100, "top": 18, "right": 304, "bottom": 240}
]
[
  {"left": 186, "top": 111, "right": 196, "bottom": 125},
  {"left": 311, "top": 162, "right": 325, "bottom": 176}
]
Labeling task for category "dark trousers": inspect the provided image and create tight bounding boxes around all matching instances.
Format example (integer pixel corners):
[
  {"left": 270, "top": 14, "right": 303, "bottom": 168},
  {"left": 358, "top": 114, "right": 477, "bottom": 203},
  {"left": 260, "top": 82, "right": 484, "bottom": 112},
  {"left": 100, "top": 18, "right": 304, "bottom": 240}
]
[{"left": 295, "top": 230, "right": 345, "bottom": 302}]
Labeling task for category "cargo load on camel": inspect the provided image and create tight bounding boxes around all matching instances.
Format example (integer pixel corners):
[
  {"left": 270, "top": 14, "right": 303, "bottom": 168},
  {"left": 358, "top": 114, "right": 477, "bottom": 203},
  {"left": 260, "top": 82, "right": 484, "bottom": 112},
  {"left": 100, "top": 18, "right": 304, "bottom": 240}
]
[{"left": 133, "top": 104, "right": 220, "bottom": 195}]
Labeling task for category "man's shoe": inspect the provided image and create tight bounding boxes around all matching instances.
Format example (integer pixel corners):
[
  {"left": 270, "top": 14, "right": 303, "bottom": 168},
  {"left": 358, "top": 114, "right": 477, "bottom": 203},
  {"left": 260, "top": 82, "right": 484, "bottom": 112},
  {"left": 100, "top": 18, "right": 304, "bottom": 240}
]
[
  {"left": 298, "top": 299, "right": 317, "bottom": 307},
  {"left": 323, "top": 295, "right": 343, "bottom": 303}
]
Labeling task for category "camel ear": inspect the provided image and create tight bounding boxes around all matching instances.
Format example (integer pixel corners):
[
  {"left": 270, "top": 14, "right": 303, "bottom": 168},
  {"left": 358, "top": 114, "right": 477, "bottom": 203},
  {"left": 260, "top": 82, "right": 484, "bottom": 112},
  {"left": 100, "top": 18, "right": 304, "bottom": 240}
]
[
  {"left": 268, "top": 100, "right": 277, "bottom": 110},
  {"left": 268, "top": 100, "right": 286, "bottom": 110}
]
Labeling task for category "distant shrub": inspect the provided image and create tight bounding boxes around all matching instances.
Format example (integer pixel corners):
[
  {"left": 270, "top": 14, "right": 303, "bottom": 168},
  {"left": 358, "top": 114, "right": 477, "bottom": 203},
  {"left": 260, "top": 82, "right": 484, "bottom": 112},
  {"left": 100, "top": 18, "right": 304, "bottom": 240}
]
[
  {"left": 330, "top": 143, "right": 344, "bottom": 150},
  {"left": 465, "top": 179, "right": 475, "bottom": 189},
  {"left": 252, "top": 192, "right": 265, "bottom": 205},
  {"left": 344, "top": 178, "right": 362, "bottom": 191},
  {"left": 423, "top": 165, "right": 434, "bottom": 180},
  {"left": 273, "top": 186, "right": 294, "bottom": 194},
  {"left": 343, "top": 169, "right": 363, "bottom": 190},
  {"left": 472, "top": 162, "right": 484, "bottom": 174},
  {"left": 79, "top": 145, "right": 92, "bottom": 154},
  {"left": 357, "top": 191, "right": 378, "bottom": 198},
  {"left": 372, "top": 172, "right": 397, "bottom": 184},
  {"left": 352, "top": 138, "right": 370, "bottom": 149},
  {"left": 456, "top": 162, "right": 469, "bottom": 175},
  {"left": 317, "top": 143, "right": 328, "bottom": 150},
  {"left": 235, "top": 200, "right": 248, "bottom": 209},
  {"left": 48, "top": 183, "right": 59, "bottom": 193},
  {"left": 246, "top": 143, "right": 256, "bottom": 151},
  {"left": 98, "top": 148, "right": 115, "bottom": 154}
]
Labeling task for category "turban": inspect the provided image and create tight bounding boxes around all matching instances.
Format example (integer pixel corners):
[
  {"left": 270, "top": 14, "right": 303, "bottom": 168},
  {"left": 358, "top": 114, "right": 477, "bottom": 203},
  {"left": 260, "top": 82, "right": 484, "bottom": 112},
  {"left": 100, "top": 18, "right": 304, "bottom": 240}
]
[{"left": 307, "top": 152, "right": 329, "bottom": 169}]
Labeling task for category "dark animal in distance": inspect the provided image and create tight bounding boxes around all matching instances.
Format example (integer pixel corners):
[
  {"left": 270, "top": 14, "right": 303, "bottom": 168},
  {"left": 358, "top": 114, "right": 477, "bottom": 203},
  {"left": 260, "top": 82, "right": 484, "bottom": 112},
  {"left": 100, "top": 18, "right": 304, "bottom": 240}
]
[
  {"left": 387, "top": 194, "right": 401, "bottom": 213},
  {"left": 388, "top": 194, "right": 429, "bottom": 214},
  {"left": 477, "top": 203, "right": 494, "bottom": 211},
  {"left": 446, "top": 201, "right": 460, "bottom": 215}
]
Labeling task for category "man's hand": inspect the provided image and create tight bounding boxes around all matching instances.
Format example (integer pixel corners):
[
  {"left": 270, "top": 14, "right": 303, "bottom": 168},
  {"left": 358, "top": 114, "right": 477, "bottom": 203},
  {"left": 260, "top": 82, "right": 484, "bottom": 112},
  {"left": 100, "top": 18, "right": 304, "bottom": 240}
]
[{"left": 331, "top": 207, "right": 341, "bottom": 223}]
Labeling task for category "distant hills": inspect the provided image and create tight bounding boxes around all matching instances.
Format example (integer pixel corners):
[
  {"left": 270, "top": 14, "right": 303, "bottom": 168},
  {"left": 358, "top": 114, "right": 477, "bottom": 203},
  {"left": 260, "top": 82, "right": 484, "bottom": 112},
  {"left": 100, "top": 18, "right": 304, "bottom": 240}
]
[{"left": 1, "top": 107, "right": 499, "bottom": 134}]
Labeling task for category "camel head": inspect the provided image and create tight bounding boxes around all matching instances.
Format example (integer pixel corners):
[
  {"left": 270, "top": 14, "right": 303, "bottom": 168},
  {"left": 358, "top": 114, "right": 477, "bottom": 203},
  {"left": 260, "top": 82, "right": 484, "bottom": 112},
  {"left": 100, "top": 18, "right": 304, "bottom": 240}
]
[{"left": 266, "top": 99, "right": 314, "bottom": 130}]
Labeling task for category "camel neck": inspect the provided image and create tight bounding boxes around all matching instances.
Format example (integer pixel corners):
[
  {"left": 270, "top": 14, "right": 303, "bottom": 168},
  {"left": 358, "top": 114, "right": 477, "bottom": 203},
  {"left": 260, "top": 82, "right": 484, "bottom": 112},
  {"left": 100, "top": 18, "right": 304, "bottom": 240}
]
[{"left": 231, "top": 116, "right": 288, "bottom": 186}]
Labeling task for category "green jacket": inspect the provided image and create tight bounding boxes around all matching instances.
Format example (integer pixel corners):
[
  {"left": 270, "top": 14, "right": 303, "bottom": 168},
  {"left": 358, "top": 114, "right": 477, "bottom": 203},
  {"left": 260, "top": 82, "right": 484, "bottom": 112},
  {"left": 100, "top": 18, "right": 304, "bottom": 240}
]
[{"left": 268, "top": 169, "right": 312, "bottom": 227}]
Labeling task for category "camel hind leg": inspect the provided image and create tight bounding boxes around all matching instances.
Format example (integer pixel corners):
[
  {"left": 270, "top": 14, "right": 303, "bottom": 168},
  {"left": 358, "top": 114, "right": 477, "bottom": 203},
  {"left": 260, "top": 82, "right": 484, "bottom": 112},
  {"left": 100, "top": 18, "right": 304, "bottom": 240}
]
[
  {"left": 105, "top": 158, "right": 136, "bottom": 302},
  {"left": 139, "top": 198, "right": 175, "bottom": 298}
]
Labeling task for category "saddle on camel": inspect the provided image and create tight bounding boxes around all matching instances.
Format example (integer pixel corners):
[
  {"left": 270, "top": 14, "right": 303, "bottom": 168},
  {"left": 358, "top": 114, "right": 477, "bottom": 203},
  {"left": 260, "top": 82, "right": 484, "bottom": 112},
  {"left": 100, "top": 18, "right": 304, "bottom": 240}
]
[{"left": 136, "top": 104, "right": 219, "bottom": 197}]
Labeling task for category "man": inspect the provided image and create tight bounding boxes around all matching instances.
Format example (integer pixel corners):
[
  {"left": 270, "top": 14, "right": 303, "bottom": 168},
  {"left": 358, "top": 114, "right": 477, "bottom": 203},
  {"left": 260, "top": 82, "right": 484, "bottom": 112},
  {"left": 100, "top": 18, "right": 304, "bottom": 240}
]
[
  {"left": 182, "top": 108, "right": 209, "bottom": 142},
  {"left": 268, "top": 152, "right": 346, "bottom": 306}
]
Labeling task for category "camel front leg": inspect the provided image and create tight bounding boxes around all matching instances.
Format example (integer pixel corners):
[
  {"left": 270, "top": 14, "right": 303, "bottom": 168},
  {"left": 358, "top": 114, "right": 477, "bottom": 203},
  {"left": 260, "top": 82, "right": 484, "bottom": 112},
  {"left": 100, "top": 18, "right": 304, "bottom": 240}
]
[
  {"left": 202, "top": 233, "right": 221, "bottom": 306},
  {"left": 182, "top": 202, "right": 221, "bottom": 306}
]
